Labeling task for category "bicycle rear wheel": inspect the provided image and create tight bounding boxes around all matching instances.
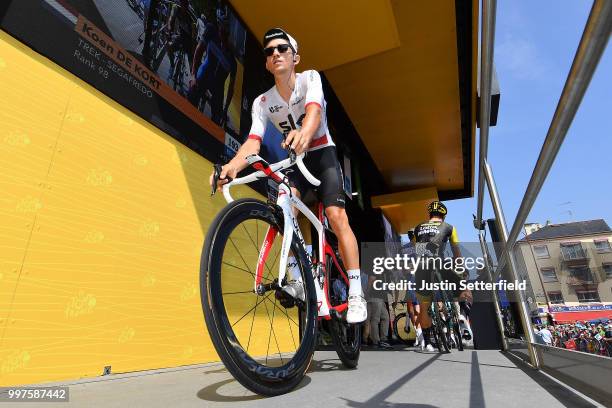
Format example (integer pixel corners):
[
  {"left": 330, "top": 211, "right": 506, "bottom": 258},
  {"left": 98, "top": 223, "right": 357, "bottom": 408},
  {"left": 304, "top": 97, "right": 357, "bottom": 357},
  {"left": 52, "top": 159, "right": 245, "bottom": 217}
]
[
  {"left": 201, "top": 199, "right": 318, "bottom": 396},
  {"left": 448, "top": 307, "right": 464, "bottom": 351},
  {"left": 326, "top": 254, "right": 360, "bottom": 368},
  {"left": 431, "top": 304, "right": 450, "bottom": 353}
]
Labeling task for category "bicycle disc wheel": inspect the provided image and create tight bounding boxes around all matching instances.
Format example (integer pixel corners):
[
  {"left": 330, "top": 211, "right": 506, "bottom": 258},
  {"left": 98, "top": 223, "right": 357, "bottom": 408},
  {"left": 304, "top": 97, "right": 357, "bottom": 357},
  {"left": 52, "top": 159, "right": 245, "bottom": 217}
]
[
  {"left": 326, "top": 255, "right": 360, "bottom": 368},
  {"left": 393, "top": 312, "right": 414, "bottom": 345},
  {"left": 201, "top": 198, "right": 318, "bottom": 396}
]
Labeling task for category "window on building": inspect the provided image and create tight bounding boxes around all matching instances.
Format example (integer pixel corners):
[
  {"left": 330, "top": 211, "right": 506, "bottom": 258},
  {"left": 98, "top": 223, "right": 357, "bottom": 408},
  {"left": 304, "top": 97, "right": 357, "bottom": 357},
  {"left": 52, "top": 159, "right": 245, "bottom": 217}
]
[
  {"left": 594, "top": 239, "right": 611, "bottom": 252},
  {"left": 568, "top": 266, "right": 594, "bottom": 282},
  {"left": 533, "top": 245, "right": 549, "bottom": 258},
  {"left": 576, "top": 291, "right": 600, "bottom": 303},
  {"left": 540, "top": 268, "right": 558, "bottom": 282},
  {"left": 603, "top": 263, "right": 612, "bottom": 279},
  {"left": 548, "top": 292, "right": 564, "bottom": 304},
  {"left": 560, "top": 243, "right": 587, "bottom": 260}
]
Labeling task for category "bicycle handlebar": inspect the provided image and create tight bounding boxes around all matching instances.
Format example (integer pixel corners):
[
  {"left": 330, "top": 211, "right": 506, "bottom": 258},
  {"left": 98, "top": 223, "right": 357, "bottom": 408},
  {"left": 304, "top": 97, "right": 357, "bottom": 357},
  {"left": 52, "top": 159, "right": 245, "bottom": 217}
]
[{"left": 220, "top": 152, "right": 320, "bottom": 203}]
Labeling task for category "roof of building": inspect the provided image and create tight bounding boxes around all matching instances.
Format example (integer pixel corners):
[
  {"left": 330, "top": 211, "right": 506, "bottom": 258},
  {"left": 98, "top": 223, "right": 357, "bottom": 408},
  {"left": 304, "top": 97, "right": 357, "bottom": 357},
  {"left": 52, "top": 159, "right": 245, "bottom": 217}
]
[{"left": 521, "top": 219, "right": 611, "bottom": 241}]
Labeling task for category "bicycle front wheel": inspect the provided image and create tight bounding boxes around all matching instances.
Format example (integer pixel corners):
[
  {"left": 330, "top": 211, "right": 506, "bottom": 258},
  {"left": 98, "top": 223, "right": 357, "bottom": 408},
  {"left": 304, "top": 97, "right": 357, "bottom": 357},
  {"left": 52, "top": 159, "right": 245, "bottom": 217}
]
[{"left": 201, "top": 198, "right": 318, "bottom": 396}]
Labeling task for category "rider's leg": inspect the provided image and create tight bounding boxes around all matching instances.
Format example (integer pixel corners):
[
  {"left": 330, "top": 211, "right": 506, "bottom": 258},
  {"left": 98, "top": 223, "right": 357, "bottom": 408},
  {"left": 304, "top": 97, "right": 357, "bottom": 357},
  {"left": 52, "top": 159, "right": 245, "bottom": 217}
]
[
  {"left": 325, "top": 206, "right": 359, "bottom": 293},
  {"left": 325, "top": 205, "right": 366, "bottom": 324},
  {"left": 458, "top": 290, "right": 473, "bottom": 341},
  {"left": 416, "top": 292, "right": 434, "bottom": 350},
  {"left": 408, "top": 301, "right": 424, "bottom": 346}
]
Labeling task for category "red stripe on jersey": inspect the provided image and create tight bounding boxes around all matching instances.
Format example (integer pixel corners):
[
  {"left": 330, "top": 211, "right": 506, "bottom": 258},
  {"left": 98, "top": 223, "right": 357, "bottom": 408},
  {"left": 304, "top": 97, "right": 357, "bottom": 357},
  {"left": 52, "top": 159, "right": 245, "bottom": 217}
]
[
  {"left": 309, "top": 134, "right": 328, "bottom": 148},
  {"left": 248, "top": 134, "right": 263, "bottom": 141},
  {"left": 305, "top": 102, "right": 322, "bottom": 109}
]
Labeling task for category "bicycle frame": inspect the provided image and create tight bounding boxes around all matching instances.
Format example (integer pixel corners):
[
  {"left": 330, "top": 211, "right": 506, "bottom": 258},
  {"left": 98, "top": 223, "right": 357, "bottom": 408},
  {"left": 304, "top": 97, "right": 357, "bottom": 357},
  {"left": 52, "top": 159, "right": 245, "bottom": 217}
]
[{"left": 220, "top": 153, "right": 348, "bottom": 319}]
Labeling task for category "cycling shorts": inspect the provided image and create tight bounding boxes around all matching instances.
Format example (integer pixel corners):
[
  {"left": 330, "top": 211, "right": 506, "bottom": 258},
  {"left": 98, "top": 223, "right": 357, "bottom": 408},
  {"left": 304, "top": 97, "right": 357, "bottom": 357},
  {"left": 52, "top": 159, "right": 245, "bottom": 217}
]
[
  {"left": 288, "top": 146, "right": 346, "bottom": 209},
  {"left": 415, "top": 263, "right": 463, "bottom": 303}
]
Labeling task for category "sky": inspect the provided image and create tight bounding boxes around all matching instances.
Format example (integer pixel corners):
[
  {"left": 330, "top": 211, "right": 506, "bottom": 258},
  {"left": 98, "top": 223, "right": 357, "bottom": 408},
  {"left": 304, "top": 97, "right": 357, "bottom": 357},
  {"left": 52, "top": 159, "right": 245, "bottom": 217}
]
[{"left": 445, "top": 0, "right": 612, "bottom": 245}]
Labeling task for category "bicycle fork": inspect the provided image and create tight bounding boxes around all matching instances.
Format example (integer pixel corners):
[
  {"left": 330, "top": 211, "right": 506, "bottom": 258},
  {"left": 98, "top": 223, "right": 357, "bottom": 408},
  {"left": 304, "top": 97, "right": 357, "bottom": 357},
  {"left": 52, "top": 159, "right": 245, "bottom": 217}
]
[{"left": 253, "top": 183, "right": 330, "bottom": 317}]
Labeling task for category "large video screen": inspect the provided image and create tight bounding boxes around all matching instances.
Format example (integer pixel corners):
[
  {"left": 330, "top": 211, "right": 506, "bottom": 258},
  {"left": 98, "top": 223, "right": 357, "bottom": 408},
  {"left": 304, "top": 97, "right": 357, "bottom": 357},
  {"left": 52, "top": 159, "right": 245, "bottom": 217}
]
[{"left": 1, "top": 0, "right": 286, "bottom": 164}]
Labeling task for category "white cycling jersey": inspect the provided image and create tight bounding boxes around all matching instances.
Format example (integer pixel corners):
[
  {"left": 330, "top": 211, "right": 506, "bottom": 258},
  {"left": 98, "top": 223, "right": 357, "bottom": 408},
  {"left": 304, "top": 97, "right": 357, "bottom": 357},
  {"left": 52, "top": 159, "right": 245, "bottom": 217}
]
[{"left": 247, "top": 70, "right": 335, "bottom": 151}]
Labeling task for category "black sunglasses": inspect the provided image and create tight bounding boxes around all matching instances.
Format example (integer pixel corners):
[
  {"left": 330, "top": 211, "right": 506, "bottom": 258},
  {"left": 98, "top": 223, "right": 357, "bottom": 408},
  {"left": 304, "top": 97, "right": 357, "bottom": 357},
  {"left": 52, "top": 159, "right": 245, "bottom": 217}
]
[{"left": 264, "top": 43, "right": 292, "bottom": 57}]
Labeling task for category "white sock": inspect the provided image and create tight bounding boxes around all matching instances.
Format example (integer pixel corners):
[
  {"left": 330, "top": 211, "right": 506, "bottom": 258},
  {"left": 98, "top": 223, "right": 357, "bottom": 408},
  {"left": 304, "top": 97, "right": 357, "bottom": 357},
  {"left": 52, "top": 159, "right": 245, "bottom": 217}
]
[
  {"left": 347, "top": 269, "right": 361, "bottom": 296},
  {"left": 286, "top": 256, "right": 302, "bottom": 282}
]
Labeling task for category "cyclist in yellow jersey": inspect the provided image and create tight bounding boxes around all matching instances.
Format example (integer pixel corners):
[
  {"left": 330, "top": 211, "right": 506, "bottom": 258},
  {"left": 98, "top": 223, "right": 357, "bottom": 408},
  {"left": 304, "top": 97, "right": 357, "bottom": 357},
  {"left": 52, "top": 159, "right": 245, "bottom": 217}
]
[{"left": 412, "top": 201, "right": 472, "bottom": 351}]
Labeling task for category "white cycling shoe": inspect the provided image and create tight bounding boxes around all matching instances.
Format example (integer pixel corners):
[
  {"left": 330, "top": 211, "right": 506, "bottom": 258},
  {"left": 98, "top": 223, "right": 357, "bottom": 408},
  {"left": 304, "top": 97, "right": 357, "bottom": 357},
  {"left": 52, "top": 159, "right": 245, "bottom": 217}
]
[{"left": 346, "top": 295, "right": 367, "bottom": 324}]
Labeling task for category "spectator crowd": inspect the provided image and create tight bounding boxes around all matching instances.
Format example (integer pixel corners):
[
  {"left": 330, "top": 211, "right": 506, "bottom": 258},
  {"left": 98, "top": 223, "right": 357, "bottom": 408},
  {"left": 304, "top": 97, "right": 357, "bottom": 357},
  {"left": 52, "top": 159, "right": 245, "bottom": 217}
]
[{"left": 534, "top": 320, "right": 612, "bottom": 357}]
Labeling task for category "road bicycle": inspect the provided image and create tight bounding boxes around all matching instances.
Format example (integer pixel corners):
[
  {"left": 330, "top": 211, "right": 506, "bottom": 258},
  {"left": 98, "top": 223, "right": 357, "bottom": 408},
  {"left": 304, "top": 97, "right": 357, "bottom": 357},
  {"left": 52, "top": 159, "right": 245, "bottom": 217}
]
[
  {"left": 200, "top": 152, "right": 360, "bottom": 396},
  {"left": 425, "top": 270, "right": 464, "bottom": 353},
  {"left": 142, "top": 0, "right": 196, "bottom": 73},
  {"left": 412, "top": 243, "right": 464, "bottom": 354}
]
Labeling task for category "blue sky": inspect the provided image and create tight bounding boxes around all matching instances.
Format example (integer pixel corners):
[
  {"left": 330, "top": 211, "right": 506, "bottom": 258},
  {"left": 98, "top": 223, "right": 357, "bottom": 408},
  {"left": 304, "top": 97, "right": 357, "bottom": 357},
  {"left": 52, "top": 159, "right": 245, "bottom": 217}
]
[{"left": 446, "top": 0, "right": 612, "bottom": 245}]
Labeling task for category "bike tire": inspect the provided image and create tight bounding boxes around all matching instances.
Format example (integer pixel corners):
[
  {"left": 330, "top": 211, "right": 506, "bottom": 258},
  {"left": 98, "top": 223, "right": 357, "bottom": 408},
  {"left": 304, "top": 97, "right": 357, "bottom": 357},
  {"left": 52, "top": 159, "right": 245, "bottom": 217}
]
[
  {"left": 432, "top": 305, "right": 450, "bottom": 353},
  {"left": 201, "top": 198, "right": 318, "bottom": 396},
  {"left": 449, "top": 308, "right": 464, "bottom": 351},
  {"left": 326, "top": 255, "right": 361, "bottom": 368}
]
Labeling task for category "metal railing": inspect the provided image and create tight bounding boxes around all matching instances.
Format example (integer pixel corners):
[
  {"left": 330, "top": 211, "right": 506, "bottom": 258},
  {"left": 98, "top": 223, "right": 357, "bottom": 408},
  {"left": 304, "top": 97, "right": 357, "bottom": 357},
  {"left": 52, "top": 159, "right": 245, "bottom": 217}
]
[{"left": 474, "top": 0, "right": 612, "bottom": 375}]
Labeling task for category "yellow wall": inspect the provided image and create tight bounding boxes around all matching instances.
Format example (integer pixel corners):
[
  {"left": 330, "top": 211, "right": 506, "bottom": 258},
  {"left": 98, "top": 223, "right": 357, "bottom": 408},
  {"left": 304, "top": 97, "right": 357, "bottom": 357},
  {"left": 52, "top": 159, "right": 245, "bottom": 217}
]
[{"left": 0, "top": 31, "right": 276, "bottom": 385}]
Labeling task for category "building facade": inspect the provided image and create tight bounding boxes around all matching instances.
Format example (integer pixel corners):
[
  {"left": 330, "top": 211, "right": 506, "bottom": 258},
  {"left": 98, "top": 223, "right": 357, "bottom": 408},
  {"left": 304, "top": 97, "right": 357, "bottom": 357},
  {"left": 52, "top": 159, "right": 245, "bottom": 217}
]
[{"left": 516, "top": 220, "right": 612, "bottom": 322}]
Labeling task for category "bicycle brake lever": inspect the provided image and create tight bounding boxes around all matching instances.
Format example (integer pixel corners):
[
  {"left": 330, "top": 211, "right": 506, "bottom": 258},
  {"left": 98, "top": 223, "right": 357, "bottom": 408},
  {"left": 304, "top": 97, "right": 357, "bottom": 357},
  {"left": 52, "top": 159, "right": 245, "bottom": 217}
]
[
  {"left": 289, "top": 149, "right": 297, "bottom": 163},
  {"left": 211, "top": 163, "right": 223, "bottom": 196}
]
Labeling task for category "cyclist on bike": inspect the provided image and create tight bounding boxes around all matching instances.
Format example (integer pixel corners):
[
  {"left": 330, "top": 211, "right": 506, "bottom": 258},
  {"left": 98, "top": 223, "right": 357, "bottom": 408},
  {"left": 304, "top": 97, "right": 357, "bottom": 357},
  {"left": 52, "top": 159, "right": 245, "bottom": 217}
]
[
  {"left": 209, "top": 28, "right": 367, "bottom": 324},
  {"left": 188, "top": 6, "right": 237, "bottom": 128},
  {"left": 412, "top": 201, "right": 471, "bottom": 351},
  {"left": 166, "top": 0, "right": 194, "bottom": 80}
]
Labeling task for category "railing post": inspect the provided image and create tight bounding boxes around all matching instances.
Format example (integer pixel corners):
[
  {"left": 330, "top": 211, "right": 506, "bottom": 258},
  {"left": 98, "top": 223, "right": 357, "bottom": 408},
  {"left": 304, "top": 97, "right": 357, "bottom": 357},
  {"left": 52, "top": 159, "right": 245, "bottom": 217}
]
[
  {"left": 478, "top": 232, "right": 508, "bottom": 351},
  {"left": 475, "top": 0, "right": 498, "bottom": 227},
  {"left": 483, "top": 160, "right": 540, "bottom": 367}
]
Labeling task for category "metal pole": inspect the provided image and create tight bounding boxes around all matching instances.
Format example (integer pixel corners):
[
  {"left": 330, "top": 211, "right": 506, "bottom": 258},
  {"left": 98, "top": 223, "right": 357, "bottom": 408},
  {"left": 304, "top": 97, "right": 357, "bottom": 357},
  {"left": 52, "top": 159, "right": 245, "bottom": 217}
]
[
  {"left": 490, "top": 0, "right": 612, "bottom": 277},
  {"left": 484, "top": 160, "right": 539, "bottom": 367},
  {"left": 475, "top": 0, "right": 498, "bottom": 228},
  {"left": 504, "top": 0, "right": 612, "bottom": 249},
  {"left": 478, "top": 232, "right": 508, "bottom": 351}
]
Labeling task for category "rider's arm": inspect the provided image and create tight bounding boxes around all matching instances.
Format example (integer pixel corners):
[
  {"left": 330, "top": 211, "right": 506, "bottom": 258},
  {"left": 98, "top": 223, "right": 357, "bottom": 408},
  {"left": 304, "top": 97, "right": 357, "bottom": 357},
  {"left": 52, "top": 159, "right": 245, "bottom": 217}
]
[
  {"left": 285, "top": 70, "right": 323, "bottom": 154},
  {"left": 212, "top": 97, "right": 266, "bottom": 187},
  {"left": 224, "top": 138, "right": 261, "bottom": 173},
  {"left": 450, "top": 227, "right": 462, "bottom": 259},
  {"left": 286, "top": 104, "right": 321, "bottom": 153}
]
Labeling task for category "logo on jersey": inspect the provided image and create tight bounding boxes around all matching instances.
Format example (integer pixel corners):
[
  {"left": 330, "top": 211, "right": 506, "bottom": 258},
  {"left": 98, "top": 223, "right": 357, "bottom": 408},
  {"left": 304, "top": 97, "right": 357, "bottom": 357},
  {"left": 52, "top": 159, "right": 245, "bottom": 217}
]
[
  {"left": 260, "top": 95, "right": 266, "bottom": 103},
  {"left": 279, "top": 113, "right": 306, "bottom": 136},
  {"left": 291, "top": 97, "right": 304, "bottom": 106},
  {"left": 269, "top": 105, "right": 283, "bottom": 113}
]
